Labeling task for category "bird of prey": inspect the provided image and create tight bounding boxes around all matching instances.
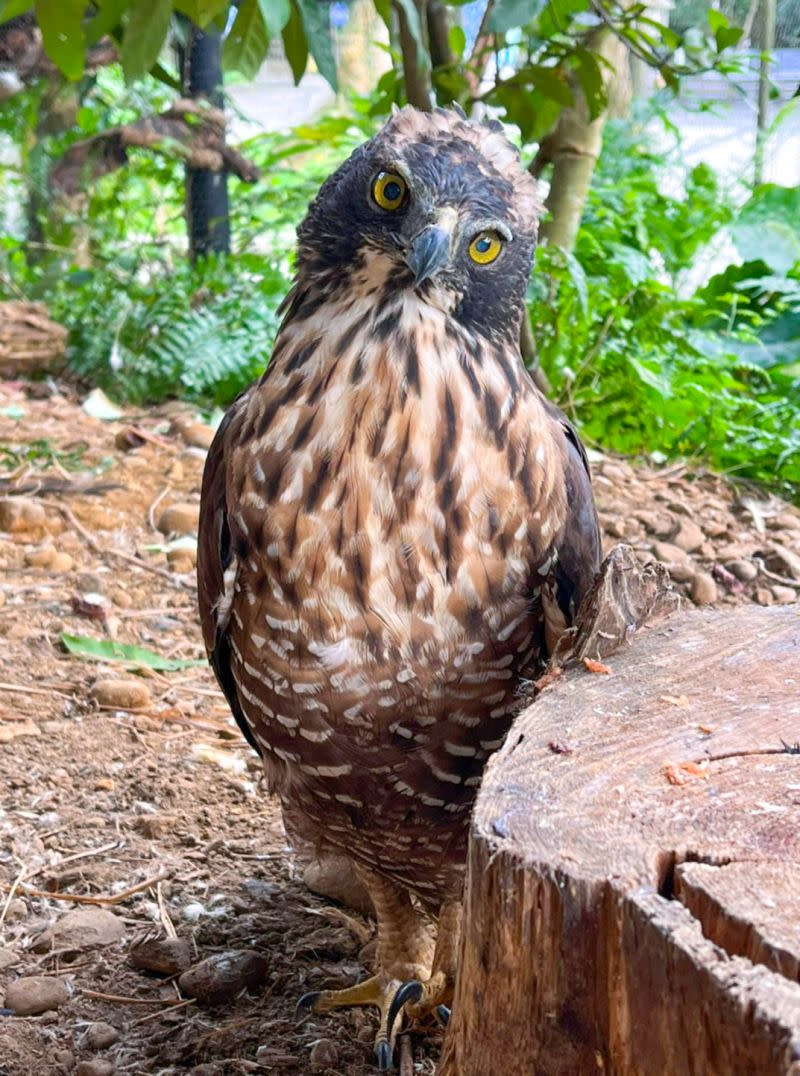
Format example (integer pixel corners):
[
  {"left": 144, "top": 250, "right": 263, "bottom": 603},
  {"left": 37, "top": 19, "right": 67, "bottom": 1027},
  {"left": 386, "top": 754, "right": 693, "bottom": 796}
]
[{"left": 198, "top": 105, "right": 601, "bottom": 1068}]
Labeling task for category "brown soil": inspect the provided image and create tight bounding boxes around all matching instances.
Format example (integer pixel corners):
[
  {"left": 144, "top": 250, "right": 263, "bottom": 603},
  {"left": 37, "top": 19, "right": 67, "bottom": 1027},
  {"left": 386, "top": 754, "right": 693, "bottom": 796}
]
[{"left": 0, "top": 379, "right": 798, "bottom": 1076}]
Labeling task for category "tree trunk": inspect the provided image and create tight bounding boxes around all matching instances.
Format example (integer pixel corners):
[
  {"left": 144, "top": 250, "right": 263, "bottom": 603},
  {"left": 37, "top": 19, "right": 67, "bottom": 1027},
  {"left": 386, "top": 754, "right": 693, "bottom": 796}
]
[
  {"left": 539, "top": 27, "right": 627, "bottom": 253},
  {"left": 179, "top": 23, "right": 230, "bottom": 259},
  {"left": 396, "top": 0, "right": 432, "bottom": 110},
  {"left": 440, "top": 554, "right": 800, "bottom": 1075},
  {"left": 755, "top": 0, "right": 776, "bottom": 184}
]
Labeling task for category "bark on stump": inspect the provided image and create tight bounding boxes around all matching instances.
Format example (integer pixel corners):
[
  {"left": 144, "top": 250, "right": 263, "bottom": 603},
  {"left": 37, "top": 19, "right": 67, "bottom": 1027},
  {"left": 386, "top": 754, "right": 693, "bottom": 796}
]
[
  {"left": 440, "top": 548, "right": 800, "bottom": 1076},
  {"left": 0, "top": 302, "right": 67, "bottom": 376}
]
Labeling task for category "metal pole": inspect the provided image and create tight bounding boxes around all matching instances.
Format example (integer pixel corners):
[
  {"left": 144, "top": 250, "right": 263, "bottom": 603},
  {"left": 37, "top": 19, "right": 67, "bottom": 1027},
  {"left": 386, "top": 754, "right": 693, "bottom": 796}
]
[
  {"left": 183, "top": 24, "right": 231, "bottom": 258},
  {"left": 754, "top": 0, "right": 776, "bottom": 185}
]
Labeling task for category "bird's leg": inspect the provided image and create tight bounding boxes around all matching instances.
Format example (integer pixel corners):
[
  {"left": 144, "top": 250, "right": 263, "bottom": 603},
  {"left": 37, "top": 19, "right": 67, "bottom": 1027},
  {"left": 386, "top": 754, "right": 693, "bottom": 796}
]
[
  {"left": 386, "top": 899, "right": 462, "bottom": 1028},
  {"left": 298, "top": 867, "right": 434, "bottom": 1069}
]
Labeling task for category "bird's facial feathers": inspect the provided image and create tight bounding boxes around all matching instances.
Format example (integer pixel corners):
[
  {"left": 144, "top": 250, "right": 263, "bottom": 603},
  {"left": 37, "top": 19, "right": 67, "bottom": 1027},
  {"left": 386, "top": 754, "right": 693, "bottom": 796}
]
[{"left": 295, "top": 107, "right": 541, "bottom": 338}]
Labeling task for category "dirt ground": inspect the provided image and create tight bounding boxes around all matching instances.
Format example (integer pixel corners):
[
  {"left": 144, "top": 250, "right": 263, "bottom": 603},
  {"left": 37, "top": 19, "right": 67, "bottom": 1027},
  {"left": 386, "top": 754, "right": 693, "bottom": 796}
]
[{"left": 1, "top": 378, "right": 798, "bottom": 1076}]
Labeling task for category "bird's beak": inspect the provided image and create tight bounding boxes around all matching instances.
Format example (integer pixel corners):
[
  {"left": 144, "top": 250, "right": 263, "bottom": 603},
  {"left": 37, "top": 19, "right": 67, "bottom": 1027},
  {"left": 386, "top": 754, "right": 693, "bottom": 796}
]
[{"left": 405, "top": 226, "right": 451, "bottom": 286}]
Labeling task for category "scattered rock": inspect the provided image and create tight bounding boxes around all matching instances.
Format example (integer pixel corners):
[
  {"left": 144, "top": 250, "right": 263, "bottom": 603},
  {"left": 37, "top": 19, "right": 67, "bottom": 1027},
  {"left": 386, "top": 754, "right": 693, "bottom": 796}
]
[
  {"left": 672, "top": 519, "right": 705, "bottom": 553},
  {"left": 0, "top": 719, "right": 40, "bottom": 743},
  {"left": 754, "top": 587, "right": 774, "bottom": 606},
  {"left": 109, "top": 588, "right": 133, "bottom": 609},
  {"left": 24, "top": 543, "right": 55, "bottom": 567},
  {"left": 51, "top": 551, "right": 75, "bottom": 572},
  {"left": 156, "top": 503, "right": 200, "bottom": 536},
  {"left": 310, "top": 1039, "right": 339, "bottom": 1069},
  {"left": 690, "top": 572, "right": 717, "bottom": 606},
  {"left": 6, "top": 975, "right": 69, "bottom": 1015},
  {"left": 651, "top": 541, "right": 688, "bottom": 565},
  {"left": 0, "top": 946, "right": 19, "bottom": 970},
  {"left": 133, "top": 813, "right": 179, "bottom": 838},
  {"left": 664, "top": 561, "right": 695, "bottom": 584},
  {"left": 634, "top": 510, "right": 675, "bottom": 539},
  {"left": 727, "top": 559, "right": 758, "bottom": 582},
  {"left": 89, "top": 679, "right": 151, "bottom": 710},
  {"left": 0, "top": 497, "right": 46, "bottom": 533},
  {"left": 34, "top": 907, "right": 124, "bottom": 954},
  {"left": 178, "top": 950, "right": 268, "bottom": 1006},
  {"left": 84, "top": 1022, "right": 120, "bottom": 1050},
  {"left": 129, "top": 936, "right": 192, "bottom": 976},
  {"left": 172, "top": 418, "right": 215, "bottom": 450},
  {"left": 303, "top": 856, "right": 374, "bottom": 917},
  {"left": 54, "top": 1049, "right": 75, "bottom": 1072},
  {"left": 772, "top": 585, "right": 797, "bottom": 604},
  {"left": 2, "top": 898, "right": 27, "bottom": 922},
  {"left": 166, "top": 546, "right": 197, "bottom": 573},
  {"left": 75, "top": 1061, "right": 115, "bottom": 1076}
]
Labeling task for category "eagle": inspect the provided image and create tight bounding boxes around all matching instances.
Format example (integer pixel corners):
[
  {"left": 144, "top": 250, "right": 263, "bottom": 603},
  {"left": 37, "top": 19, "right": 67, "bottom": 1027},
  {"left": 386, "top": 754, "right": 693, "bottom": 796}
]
[{"left": 197, "top": 105, "right": 601, "bottom": 1069}]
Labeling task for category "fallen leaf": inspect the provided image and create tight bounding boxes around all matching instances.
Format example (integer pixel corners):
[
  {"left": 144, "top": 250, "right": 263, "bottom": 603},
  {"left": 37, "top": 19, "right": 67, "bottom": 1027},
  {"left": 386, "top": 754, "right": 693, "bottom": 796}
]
[
  {"left": 660, "top": 694, "right": 690, "bottom": 708},
  {"left": 82, "top": 388, "right": 123, "bottom": 421},
  {"left": 61, "top": 633, "right": 204, "bottom": 671},
  {"left": 583, "top": 657, "right": 612, "bottom": 675}
]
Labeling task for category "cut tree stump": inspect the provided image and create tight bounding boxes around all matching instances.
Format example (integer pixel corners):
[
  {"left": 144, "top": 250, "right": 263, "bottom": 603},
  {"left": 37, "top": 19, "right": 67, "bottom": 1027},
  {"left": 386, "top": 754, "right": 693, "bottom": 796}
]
[{"left": 440, "top": 547, "right": 800, "bottom": 1076}]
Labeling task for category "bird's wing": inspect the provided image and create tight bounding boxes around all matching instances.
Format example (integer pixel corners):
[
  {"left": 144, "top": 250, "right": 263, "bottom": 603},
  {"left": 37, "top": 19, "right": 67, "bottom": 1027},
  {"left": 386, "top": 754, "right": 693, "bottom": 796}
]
[
  {"left": 197, "top": 390, "right": 262, "bottom": 756},
  {"left": 540, "top": 401, "right": 603, "bottom": 648}
]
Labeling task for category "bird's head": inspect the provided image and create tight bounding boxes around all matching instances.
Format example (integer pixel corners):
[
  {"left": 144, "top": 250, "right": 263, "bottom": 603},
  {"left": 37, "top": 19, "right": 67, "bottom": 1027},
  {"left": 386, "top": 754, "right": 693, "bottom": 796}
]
[{"left": 296, "top": 106, "right": 541, "bottom": 339}]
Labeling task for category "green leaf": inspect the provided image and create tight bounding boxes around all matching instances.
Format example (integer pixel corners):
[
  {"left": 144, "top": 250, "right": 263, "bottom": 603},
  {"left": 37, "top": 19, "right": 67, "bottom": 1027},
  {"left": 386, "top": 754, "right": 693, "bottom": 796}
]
[
  {"left": 563, "top": 250, "right": 588, "bottom": 316},
  {"left": 173, "top": 0, "right": 230, "bottom": 26},
  {"left": 282, "top": 0, "right": 309, "bottom": 83},
  {"left": 573, "top": 47, "right": 605, "bottom": 120},
  {"left": 61, "top": 633, "right": 206, "bottom": 671},
  {"left": 0, "top": 0, "right": 33, "bottom": 20},
  {"left": 296, "top": 0, "right": 337, "bottom": 89},
  {"left": 35, "top": 0, "right": 86, "bottom": 80},
  {"left": 121, "top": 0, "right": 174, "bottom": 82},
  {"left": 487, "top": 0, "right": 546, "bottom": 33},
  {"left": 224, "top": 0, "right": 270, "bottom": 79},
  {"left": 261, "top": 0, "right": 291, "bottom": 39},
  {"left": 715, "top": 25, "right": 743, "bottom": 51},
  {"left": 448, "top": 23, "right": 466, "bottom": 60},
  {"left": 732, "top": 185, "right": 800, "bottom": 274},
  {"left": 519, "top": 65, "right": 574, "bottom": 108}
]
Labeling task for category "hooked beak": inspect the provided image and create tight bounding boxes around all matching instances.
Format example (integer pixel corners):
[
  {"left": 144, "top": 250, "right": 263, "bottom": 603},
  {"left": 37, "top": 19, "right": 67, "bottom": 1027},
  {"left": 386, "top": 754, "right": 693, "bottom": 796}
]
[{"left": 405, "top": 226, "right": 451, "bottom": 286}]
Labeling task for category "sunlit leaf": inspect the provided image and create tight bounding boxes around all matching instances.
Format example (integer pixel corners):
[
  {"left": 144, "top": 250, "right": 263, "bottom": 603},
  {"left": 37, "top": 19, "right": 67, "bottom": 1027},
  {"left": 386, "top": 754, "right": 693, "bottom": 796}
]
[
  {"left": 296, "top": 0, "right": 337, "bottom": 89},
  {"left": 62, "top": 633, "right": 206, "bottom": 670},
  {"left": 282, "top": 0, "right": 309, "bottom": 83},
  {"left": 35, "top": 0, "right": 86, "bottom": 80},
  {"left": 121, "top": 0, "right": 174, "bottom": 82},
  {"left": 488, "top": 0, "right": 547, "bottom": 33},
  {"left": 224, "top": 0, "right": 269, "bottom": 79}
]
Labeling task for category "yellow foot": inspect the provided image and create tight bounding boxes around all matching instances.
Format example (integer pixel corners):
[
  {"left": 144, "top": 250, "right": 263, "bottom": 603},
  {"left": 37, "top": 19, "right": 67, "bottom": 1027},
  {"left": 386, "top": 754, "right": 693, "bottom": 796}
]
[{"left": 297, "top": 968, "right": 431, "bottom": 1070}]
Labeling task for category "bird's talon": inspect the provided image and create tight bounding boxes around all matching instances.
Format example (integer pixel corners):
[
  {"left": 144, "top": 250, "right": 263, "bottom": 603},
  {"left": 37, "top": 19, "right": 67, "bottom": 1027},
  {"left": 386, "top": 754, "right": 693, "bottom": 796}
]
[
  {"left": 295, "top": 990, "right": 321, "bottom": 1020},
  {"left": 435, "top": 1003, "right": 451, "bottom": 1026},
  {"left": 386, "top": 978, "right": 423, "bottom": 1033},
  {"left": 374, "top": 1039, "right": 394, "bottom": 1070}
]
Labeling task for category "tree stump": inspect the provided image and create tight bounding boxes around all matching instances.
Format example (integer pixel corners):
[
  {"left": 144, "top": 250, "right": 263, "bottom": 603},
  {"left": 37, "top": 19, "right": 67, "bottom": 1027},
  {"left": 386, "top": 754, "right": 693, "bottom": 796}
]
[{"left": 440, "top": 549, "right": 800, "bottom": 1075}]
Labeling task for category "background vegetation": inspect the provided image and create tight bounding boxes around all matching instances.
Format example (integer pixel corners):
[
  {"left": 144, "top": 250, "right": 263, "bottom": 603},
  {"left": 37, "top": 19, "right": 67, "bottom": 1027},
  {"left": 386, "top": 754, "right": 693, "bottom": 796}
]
[{"left": 0, "top": 0, "right": 798, "bottom": 500}]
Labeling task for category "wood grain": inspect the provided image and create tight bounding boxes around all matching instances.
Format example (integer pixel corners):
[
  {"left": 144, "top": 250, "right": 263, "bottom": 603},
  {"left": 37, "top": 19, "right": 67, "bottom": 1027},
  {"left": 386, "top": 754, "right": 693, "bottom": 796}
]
[{"left": 440, "top": 604, "right": 800, "bottom": 1075}]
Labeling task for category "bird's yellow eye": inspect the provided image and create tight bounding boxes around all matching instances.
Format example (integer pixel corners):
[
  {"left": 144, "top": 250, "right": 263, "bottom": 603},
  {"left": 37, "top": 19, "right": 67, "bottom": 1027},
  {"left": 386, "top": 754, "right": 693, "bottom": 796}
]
[
  {"left": 372, "top": 171, "right": 407, "bottom": 212},
  {"left": 469, "top": 231, "right": 503, "bottom": 265}
]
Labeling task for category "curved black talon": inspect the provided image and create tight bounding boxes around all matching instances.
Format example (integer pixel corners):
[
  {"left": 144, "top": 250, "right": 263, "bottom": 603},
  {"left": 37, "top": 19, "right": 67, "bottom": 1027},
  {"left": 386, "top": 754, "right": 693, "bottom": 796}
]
[
  {"left": 435, "top": 1004, "right": 451, "bottom": 1027},
  {"left": 375, "top": 1039, "right": 394, "bottom": 1070},
  {"left": 295, "top": 990, "right": 321, "bottom": 1020},
  {"left": 386, "top": 979, "right": 423, "bottom": 1036}
]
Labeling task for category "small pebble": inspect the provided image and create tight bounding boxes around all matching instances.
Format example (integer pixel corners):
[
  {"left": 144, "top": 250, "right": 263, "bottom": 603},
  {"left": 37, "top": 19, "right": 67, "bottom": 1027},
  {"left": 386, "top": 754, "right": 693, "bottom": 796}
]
[
  {"left": 0, "top": 946, "right": 19, "bottom": 970},
  {"left": 3, "top": 898, "right": 27, "bottom": 922},
  {"left": 51, "top": 551, "right": 74, "bottom": 572},
  {"left": 672, "top": 519, "right": 705, "bottom": 553},
  {"left": 173, "top": 419, "right": 215, "bottom": 450},
  {"left": 665, "top": 561, "right": 695, "bottom": 584},
  {"left": 754, "top": 587, "right": 774, "bottom": 606},
  {"left": 0, "top": 497, "right": 46, "bottom": 532},
  {"left": 727, "top": 559, "right": 758, "bottom": 582},
  {"left": 34, "top": 907, "right": 124, "bottom": 953},
  {"left": 89, "top": 679, "right": 151, "bottom": 710},
  {"left": 84, "top": 1021, "right": 120, "bottom": 1050},
  {"left": 129, "top": 936, "right": 192, "bottom": 976},
  {"left": 651, "top": 540, "right": 689, "bottom": 565},
  {"left": 178, "top": 950, "right": 268, "bottom": 1006},
  {"left": 75, "top": 1061, "right": 115, "bottom": 1076},
  {"left": 157, "top": 503, "right": 200, "bottom": 536},
  {"left": 772, "top": 585, "right": 797, "bottom": 604},
  {"left": 54, "top": 1049, "right": 75, "bottom": 1072},
  {"left": 6, "top": 975, "right": 69, "bottom": 1014},
  {"left": 690, "top": 572, "right": 717, "bottom": 605},
  {"left": 24, "top": 543, "right": 56, "bottom": 567},
  {"left": 167, "top": 549, "right": 196, "bottom": 574},
  {"left": 310, "top": 1039, "right": 339, "bottom": 1069}
]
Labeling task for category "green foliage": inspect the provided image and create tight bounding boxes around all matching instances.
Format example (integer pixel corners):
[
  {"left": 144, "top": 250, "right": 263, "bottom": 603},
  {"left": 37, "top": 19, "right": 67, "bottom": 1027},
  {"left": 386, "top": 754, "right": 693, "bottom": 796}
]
[{"left": 531, "top": 117, "right": 800, "bottom": 499}]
